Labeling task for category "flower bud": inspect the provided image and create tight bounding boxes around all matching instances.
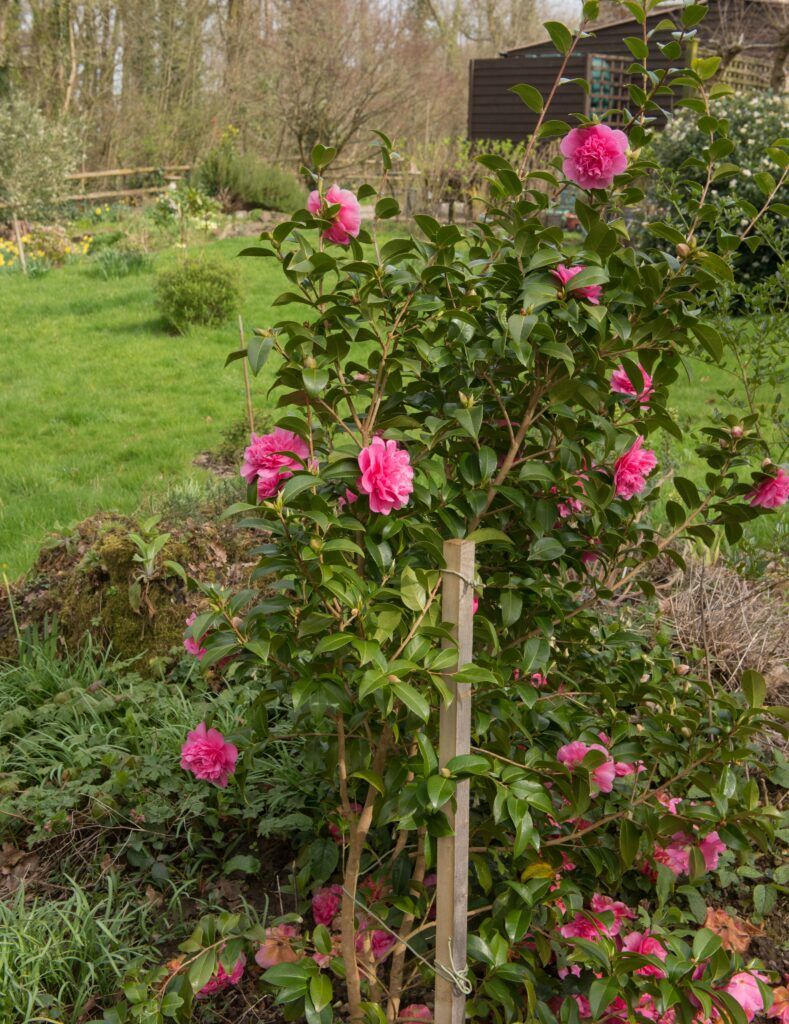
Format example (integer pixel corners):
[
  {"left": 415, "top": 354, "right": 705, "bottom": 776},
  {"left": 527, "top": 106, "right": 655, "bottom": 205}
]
[
  {"left": 676, "top": 243, "right": 691, "bottom": 259},
  {"left": 304, "top": 355, "right": 317, "bottom": 370},
  {"left": 676, "top": 664, "right": 690, "bottom": 676},
  {"left": 439, "top": 767, "right": 452, "bottom": 778},
  {"left": 762, "top": 457, "right": 773, "bottom": 469},
  {"left": 730, "top": 425, "right": 744, "bottom": 439},
  {"left": 309, "top": 537, "right": 322, "bottom": 552},
  {"left": 681, "top": 726, "right": 692, "bottom": 738},
  {"left": 640, "top": 673, "right": 650, "bottom": 683},
  {"left": 387, "top": 674, "right": 399, "bottom": 683}
]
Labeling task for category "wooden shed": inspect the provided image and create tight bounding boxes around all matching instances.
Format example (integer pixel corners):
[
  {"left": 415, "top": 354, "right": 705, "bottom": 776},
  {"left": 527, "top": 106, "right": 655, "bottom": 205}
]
[{"left": 468, "top": 0, "right": 785, "bottom": 141}]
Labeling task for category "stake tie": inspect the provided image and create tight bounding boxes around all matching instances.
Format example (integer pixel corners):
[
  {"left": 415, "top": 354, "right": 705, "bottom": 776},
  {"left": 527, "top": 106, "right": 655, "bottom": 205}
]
[{"left": 342, "top": 886, "right": 473, "bottom": 996}]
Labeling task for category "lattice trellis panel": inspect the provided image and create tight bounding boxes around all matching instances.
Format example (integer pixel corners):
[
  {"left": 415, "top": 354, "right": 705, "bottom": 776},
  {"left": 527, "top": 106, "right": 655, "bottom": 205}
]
[{"left": 588, "top": 54, "right": 632, "bottom": 125}]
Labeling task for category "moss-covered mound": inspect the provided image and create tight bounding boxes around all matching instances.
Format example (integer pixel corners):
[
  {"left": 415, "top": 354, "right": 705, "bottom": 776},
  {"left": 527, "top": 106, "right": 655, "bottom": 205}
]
[{"left": 0, "top": 512, "right": 256, "bottom": 669}]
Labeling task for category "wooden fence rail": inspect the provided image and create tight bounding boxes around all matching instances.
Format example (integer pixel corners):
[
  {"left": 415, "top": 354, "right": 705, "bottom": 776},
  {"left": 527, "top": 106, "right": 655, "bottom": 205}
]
[
  {"left": 61, "top": 164, "right": 192, "bottom": 204},
  {"left": 65, "top": 164, "right": 191, "bottom": 181}
]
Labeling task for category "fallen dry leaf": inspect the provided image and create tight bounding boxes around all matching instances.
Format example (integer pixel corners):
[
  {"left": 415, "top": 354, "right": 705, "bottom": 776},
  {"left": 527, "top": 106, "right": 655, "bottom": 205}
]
[{"left": 704, "top": 907, "right": 764, "bottom": 954}]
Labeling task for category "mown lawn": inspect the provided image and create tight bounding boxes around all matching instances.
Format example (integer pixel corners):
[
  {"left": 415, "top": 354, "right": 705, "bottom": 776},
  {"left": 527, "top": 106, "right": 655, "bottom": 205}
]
[
  {"left": 1, "top": 236, "right": 783, "bottom": 576},
  {"left": 0, "top": 238, "right": 285, "bottom": 576}
]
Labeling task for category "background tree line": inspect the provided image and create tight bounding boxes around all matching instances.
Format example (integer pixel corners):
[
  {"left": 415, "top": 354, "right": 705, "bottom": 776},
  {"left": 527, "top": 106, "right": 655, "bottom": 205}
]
[{"left": 0, "top": 0, "right": 561, "bottom": 172}]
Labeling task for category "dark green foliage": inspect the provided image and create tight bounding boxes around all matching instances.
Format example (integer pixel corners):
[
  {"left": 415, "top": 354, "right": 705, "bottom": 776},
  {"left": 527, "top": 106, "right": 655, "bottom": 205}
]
[
  {"left": 155, "top": 258, "right": 240, "bottom": 333},
  {"left": 194, "top": 148, "right": 305, "bottom": 212}
]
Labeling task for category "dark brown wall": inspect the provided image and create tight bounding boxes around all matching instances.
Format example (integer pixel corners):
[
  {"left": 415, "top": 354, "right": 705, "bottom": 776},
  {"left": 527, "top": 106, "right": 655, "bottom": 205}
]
[
  {"left": 468, "top": 0, "right": 779, "bottom": 141},
  {"left": 468, "top": 55, "right": 591, "bottom": 141}
]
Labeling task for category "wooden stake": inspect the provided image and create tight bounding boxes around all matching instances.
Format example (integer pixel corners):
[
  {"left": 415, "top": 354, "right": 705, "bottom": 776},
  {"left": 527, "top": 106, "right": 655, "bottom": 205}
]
[
  {"left": 11, "top": 214, "right": 27, "bottom": 275},
  {"left": 238, "top": 315, "right": 255, "bottom": 436},
  {"left": 435, "top": 539, "right": 475, "bottom": 1024}
]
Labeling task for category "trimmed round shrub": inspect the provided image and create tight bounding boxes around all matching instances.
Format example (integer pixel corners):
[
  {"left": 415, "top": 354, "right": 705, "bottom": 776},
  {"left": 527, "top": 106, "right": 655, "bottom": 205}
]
[
  {"left": 155, "top": 258, "right": 239, "bottom": 333},
  {"left": 194, "top": 148, "right": 304, "bottom": 212}
]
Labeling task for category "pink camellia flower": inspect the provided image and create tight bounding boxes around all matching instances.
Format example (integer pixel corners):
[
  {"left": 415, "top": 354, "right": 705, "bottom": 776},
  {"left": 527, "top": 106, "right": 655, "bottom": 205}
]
[
  {"left": 312, "top": 931, "right": 342, "bottom": 969},
  {"left": 655, "top": 830, "right": 727, "bottom": 877},
  {"left": 180, "top": 723, "right": 238, "bottom": 788},
  {"left": 654, "top": 835, "right": 692, "bottom": 877},
  {"left": 355, "top": 924, "right": 396, "bottom": 960},
  {"left": 400, "top": 1005, "right": 433, "bottom": 1023},
  {"left": 338, "top": 488, "right": 358, "bottom": 511},
  {"left": 747, "top": 467, "right": 789, "bottom": 509},
  {"left": 610, "top": 364, "right": 654, "bottom": 404},
  {"left": 551, "top": 263, "right": 603, "bottom": 305},
  {"left": 767, "top": 985, "right": 789, "bottom": 1024},
  {"left": 590, "top": 894, "right": 636, "bottom": 935},
  {"left": 241, "top": 428, "right": 311, "bottom": 500},
  {"left": 657, "top": 792, "right": 682, "bottom": 815},
  {"left": 613, "top": 436, "right": 657, "bottom": 499},
  {"left": 621, "top": 931, "right": 668, "bottom": 977},
  {"left": 255, "top": 924, "right": 301, "bottom": 969},
  {"left": 559, "top": 912, "right": 610, "bottom": 941},
  {"left": 472, "top": 595, "right": 479, "bottom": 614},
  {"left": 183, "top": 612, "right": 207, "bottom": 661},
  {"left": 560, "top": 124, "right": 629, "bottom": 189},
  {"left": 531, "top": 672, "right": 547, "bottom": 688},
  {"left": 635, "top": 995, "right": 676, "bottom": 1024},
  {"left": 557, "top": 740, "right": 616, "bottom": 794},
  {"left": 722, "top": 972, "right": 768, "bottom": 1022},
  {"left": 699, "top": 830, "right": 727, "bottom": 872},
  {"left": 328, "top": 801, "right": 363, "bottom": 842},
  {"left": 312, "top": 884, "right": 343, "bottom": 926},
  {"left": 197, "top": 953, "right": 246, "bottom": 997},
  {"left": 307, "top": 184, "right": 362, "bottom": 246},
  {"left": 357, "top": 437, "right": 414, "bottom": 515}
]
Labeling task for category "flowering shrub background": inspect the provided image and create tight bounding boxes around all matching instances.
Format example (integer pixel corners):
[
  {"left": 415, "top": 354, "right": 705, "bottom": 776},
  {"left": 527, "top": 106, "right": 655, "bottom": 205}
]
[{"left": 647, "top": 91, "right": 788, "bottom": 286}]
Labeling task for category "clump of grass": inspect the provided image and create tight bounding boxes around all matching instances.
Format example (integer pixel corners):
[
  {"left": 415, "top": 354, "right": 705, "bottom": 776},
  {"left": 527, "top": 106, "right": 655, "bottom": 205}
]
[
  {"left": 0, "top": 876, "right": 157, "bottom": 1023},
  {"left": 93, "top": 242, "right": 153, "bottom": 279}
]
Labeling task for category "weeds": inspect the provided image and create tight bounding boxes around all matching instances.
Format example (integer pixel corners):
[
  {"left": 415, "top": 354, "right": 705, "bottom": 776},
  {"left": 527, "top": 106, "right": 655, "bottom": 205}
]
[{"left": 0, "top": 876, "right": 157, "bottom": 1023}]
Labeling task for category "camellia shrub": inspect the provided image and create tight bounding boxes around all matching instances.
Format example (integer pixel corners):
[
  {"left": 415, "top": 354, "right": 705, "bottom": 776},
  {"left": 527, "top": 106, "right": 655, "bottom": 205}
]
[{"left": 108, "top": 4, "right": 789, "bottom": 1023}]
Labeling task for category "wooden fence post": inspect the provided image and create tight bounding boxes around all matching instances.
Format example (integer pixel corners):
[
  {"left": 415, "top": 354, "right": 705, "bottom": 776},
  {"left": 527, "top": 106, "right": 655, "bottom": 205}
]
[{"left": 435, "top": 538, "right": 475, "bottom": 1024}]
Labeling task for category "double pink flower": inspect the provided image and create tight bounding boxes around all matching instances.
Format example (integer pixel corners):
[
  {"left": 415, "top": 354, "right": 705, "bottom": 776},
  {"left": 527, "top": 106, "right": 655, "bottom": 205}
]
[
  {"left": 241, "top": 428, "right": 311, "bottom": 500},
  {"left": 307, "top": 184, "right": 362, "bottom": 246},
  {"left": 551, "top": 263, "right": 603, "bottom": 304},
  {"left": 748, "top": 467, "right": 789, "bottom": 508},
  {"left": 561, "top": 124, "right": 628, "bottom": 189},
  {"left": 610, "top": 364, "right": 654, "bottom": 404},
  {"left": 614, "top": 436, "right": 657, "bottom": 498},
  {"left": 357, "top": 437, "right": 414, "bottom": 515},
  {"left": 180, "top": 722, "right": 238, "bottom": 788}
]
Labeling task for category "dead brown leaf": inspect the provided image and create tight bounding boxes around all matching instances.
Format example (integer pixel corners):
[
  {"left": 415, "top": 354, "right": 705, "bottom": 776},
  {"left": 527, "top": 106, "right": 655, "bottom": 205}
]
[
  {"left": 0, "top": 842, "right": 42, "bottom": 893},
  {"left": 704, "top": 907, "right": 764, "bottom": 954}
]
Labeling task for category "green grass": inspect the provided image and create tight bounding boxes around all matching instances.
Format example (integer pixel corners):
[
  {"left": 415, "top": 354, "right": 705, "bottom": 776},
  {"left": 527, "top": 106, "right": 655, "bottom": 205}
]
[
  {"left": 0, "top": 239, "right": 284, "bottom": 577},
  {"left": 657, "top": 357, "right": 786, "bottom": 551},
  {"left": 0, "top": 876, "right": 157, "bottom": 1023}
]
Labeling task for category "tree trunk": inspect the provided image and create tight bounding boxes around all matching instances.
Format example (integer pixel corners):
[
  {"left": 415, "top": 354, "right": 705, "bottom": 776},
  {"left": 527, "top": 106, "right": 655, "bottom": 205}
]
[
  {"left": 11, "top": 213, "right": 27, "bottom": 274},
  {"left": 770, "top": 27, "right": 789, "bottom": 93}
]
